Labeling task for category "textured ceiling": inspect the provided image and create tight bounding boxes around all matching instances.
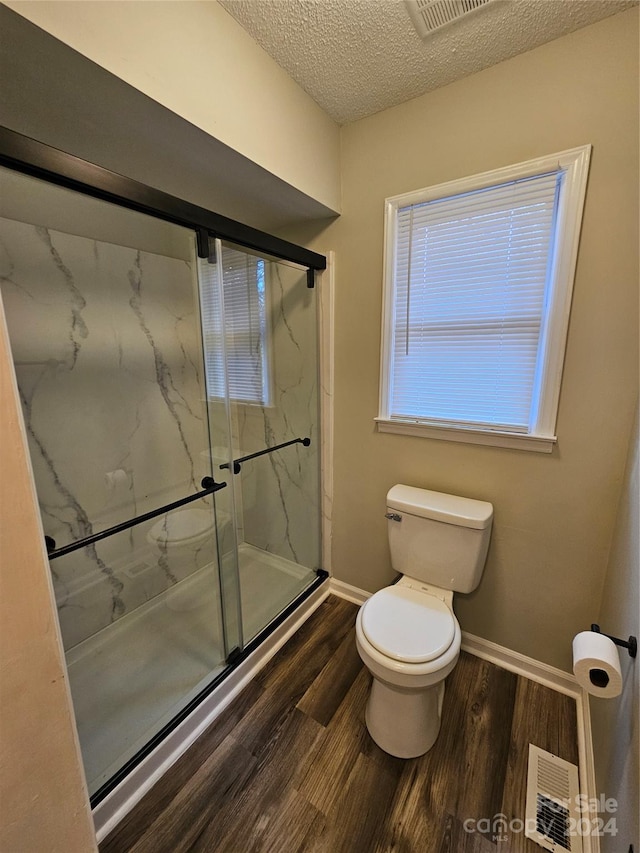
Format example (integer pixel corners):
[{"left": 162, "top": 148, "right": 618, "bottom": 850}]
[{"left": 220, "top": 0, "right": 636, "bottom": 125}]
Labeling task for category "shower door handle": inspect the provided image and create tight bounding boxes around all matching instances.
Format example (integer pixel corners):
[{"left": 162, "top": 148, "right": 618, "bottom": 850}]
[
  {"left": 220, "top": 437, "right": 311, "bottom": 475},
  {"left": 46, "top": 477, "right": 226, "bottom": 560}
]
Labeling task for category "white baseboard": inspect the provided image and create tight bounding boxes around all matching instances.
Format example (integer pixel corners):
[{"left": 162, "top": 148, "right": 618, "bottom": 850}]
[
  {"left": 93, "top": 583, "right": 330, "bottom": 843},
  {"left": 575, "top": 692, "right": 599, "bottom": 853},
  {"left": 460, "top": 631, "right": 578, "bottom": 696},
  {"left": 329, "top": 579, "right": 598, "bottom": 851},
  {"left": 328, "top": 577, "right": 371, "bottom": 605}
]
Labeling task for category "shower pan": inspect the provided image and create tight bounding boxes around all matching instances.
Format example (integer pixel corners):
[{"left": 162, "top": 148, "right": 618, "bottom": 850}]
[{"left": 0, "top": 128, "right": 327, "bottom": 804}]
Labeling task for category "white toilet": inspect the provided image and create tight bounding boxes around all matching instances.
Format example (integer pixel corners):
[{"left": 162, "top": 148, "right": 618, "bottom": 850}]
[
  {"left": 355, "top": 484, "right": 493, "bottom": 758},
  {"left": 147, "top": 508, "right": 216, "bottom": 557}
]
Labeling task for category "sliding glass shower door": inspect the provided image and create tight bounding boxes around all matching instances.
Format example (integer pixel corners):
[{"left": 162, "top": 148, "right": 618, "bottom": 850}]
[
  {"left": 198, "top": 240, "right": 321, "bottom": 649},
  {"left": 0, "top": 166, "right": 235, "bottom": 796},
  {"left": 1, "top": 159, "right": 323, "bottom": 803}
]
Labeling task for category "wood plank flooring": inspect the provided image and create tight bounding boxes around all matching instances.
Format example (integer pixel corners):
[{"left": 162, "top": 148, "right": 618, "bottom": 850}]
[{"left": 101, "top": 596, "right": 579, "bottom": 853}]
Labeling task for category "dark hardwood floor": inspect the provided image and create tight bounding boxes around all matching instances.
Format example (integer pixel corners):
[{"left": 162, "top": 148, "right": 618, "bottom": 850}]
[{"left": 101, "top": 595, "right": 578, "bottom": 853}]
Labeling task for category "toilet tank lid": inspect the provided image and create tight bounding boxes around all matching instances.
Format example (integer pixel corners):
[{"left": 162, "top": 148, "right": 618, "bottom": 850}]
[{"left": 387, "top": 485, "right": 493, "bottom": 530}]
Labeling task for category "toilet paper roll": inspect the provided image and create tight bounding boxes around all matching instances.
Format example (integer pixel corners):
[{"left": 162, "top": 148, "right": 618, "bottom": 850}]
[{"left": 572, "top": 631, "right": 622, "bottom": 698}]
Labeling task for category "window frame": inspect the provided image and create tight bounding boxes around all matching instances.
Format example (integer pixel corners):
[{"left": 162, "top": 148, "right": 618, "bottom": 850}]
[{"left": 376, "top": 146, "right": 592, "bottom": 453}]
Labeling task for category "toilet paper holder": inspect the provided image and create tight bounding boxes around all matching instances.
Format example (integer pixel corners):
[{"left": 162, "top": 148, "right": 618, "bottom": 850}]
[{"left": 591, "top": 624, "right": 637, "bottom": 658}]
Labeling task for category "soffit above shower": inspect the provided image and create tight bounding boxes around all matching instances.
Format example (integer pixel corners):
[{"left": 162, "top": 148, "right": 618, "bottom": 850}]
[
  {"left": 0, "top": 5, "right": 339, "bottom": 235},
  {"left": 219, "top": 0, "right": 636, "bottom": 125}
]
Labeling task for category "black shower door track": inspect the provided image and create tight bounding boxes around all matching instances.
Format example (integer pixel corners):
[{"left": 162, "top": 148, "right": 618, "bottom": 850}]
[
  {"left": 91, "top": 570, "right": 329, "bottom": 808},
  {"left": 0, "top": 126, "right": 327, "bottom": 272},
  {"left": 0, "top": 124, "right": 329, "bottom": 809}
]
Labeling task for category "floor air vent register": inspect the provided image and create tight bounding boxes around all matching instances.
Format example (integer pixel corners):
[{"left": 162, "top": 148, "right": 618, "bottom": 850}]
[{"left": 526, "top": 745, "right": 583, "bottom": 853}]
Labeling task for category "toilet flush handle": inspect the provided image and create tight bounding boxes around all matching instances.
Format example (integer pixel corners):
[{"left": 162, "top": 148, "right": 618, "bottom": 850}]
[{"left": 385, "top": 512, "right": 402, "bottom": 522}]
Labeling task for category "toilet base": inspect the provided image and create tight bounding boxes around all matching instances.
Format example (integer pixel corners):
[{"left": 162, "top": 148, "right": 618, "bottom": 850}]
[{"left": 365, "top": 676, "right": 445, "bottom": 758}]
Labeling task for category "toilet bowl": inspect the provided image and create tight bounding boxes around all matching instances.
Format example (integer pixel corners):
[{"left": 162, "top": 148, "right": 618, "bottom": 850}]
[
  {"left": 356, "top": 484, "right": 493, "bottom": 759},
  {"left": 355, "top": 579, "right": 461, "bottom": 757},
  {"left": 147, "top": 507, "right": 216, "bottom": 552}
]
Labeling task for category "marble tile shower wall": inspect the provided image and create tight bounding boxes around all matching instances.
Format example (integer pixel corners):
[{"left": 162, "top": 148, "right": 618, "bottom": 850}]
[
  {"left": 0, "top": 217, "right": 214, "bottom": 648},
  {"left": 236, "top": 263, "right": 320, "bottom": 571}
]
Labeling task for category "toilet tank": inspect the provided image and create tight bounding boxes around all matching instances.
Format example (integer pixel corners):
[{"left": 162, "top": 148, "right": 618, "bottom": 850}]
[{"left": 386, "top": 485, "right": 493, "bottom": 594}]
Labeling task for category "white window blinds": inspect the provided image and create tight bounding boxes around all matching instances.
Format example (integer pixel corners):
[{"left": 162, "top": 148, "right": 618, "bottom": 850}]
[
  {"left": 199, "top": 245, "right": 269, "bottom": 405},
  {"left": 389, "top": 171, "right": 563, "bottom": 432}
]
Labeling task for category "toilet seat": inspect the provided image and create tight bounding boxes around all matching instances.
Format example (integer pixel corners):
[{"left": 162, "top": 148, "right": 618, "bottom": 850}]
[
  {"left": 148, "top": 508, "right": 214, "bottom": 548},
  {"left": 361, "top": 586, "right": 455, "bottom": 663}
]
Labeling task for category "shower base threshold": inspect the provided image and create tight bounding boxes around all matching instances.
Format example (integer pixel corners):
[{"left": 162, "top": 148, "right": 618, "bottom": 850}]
[
  {"left": 92, "top": 576, "right": 329, "bottom": 843},
  {"left": 65, "top": 544, "right": 319, "bottom": 802}
]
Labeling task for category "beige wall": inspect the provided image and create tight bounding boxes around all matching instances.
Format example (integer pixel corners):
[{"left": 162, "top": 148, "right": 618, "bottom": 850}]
[
  {"left": 315, "top": 9, "right": 638, "bottom": 671},
  {"left": 4, "top": 0, "right": 341, "bottom": 214},
  {"left": 0, "top": 4, "right": 636, "bottom": 845},
  {"left": 590, "top": 407, "right": 639, "bottom": 852},
  {"left": 0, "top": 297, "right": 96, "bottom": 852}
]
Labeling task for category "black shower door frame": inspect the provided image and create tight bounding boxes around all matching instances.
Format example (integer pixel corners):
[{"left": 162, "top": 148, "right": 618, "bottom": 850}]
[{"left": 0, "top": 124, "right": 328, "bottom": 807}]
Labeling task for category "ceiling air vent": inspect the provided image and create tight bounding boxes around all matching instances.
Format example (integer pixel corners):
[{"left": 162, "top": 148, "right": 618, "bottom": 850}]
[
  {"left": 525, "top": 745, "right": 583, "bottom": 853},
  {"left": 405, "top": 0, "right": 498, "bottom": 38}
]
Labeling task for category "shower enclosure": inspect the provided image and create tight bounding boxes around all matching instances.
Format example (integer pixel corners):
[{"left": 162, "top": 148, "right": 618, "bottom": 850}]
[{"left": 0, "top": 130, "right": 326, "bottom": 802}]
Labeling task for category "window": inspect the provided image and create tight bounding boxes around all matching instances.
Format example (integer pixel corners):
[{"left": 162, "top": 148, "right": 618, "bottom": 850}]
[
  {"left": 200, "top": 244, "right": 270, "bottom": 405},
  {"left": 377, "top": 147, "right": 591, "bottom": 452}
]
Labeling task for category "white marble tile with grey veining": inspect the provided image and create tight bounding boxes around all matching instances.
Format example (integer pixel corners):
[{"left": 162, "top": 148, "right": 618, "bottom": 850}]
[
  {"left": 235, "top": 261, "right": 321, "bottom": 571},
  {"left": 0, "top": 217, "right": 215, "bottom": 647}
]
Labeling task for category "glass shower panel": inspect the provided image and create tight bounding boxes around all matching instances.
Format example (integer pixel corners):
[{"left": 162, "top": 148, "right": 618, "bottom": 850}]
[
  {"left": 0, "top": 166, "right": 236, "bottom": 796},
  {"left": 58, "top": 505, "right": 225, "bottom": 793},
  {"left": 198, "top": 241, "right": 321, "bottom": 648}
]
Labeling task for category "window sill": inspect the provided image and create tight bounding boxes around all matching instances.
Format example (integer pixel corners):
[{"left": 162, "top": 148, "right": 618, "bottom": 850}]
[{"left": 374, "top": 418, "right": 556, "bottom": 453}]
